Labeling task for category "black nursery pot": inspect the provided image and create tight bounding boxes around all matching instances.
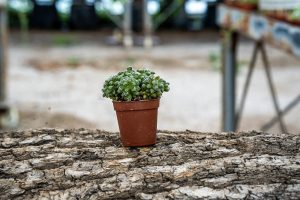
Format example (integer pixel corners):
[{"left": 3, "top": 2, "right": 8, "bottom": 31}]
[
  {"left": 70, "top": 5, "right": 98, "bottom": 30},
  {"left": 30, "top": 4, "right": 60, "bottom": 29}
]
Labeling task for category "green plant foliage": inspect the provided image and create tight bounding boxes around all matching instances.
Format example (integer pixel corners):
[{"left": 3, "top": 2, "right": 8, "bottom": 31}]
[
  {"left": 289, "top": 7, "right": 300, "bottom": 20},
  {"left": 209, "top": 52, "right": 221, "bottom": 71},
  {"left": 102, "top": 67, "right": 170, "bottom": 101},
  {"left": 236, "top": 0, "right": 258, "bottom": 4},
  {"left": 53, "top": 35, "right": 74, "bottom": 46},
  {"left": 67, "top": 56, "right": 80, "bottom": 67},
  {"left": 239, "top": 0, "right": 258, "bottom": 4},
  {"left": 228, "top": 0, "right": 258, "bottom": 4}
]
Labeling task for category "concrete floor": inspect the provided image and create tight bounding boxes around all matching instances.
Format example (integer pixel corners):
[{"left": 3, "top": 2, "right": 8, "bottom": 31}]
[{"left": 6, "top": 31, "right": 300, "bottom": 134}]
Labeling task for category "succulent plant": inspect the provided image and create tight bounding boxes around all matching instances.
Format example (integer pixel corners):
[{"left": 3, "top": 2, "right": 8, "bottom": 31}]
[{"left": 102, "top": 67, "right": 170, "bottom": 101}]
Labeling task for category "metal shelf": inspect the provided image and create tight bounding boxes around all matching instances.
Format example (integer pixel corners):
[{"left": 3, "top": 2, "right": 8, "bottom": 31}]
[{"left": 217, "top": 4, "right": 300, "bottom": 60}]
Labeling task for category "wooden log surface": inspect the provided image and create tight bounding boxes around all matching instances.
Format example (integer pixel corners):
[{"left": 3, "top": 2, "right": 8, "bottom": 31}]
[{"left": 0, "top": 129, "right": 299, "bottom": 199}]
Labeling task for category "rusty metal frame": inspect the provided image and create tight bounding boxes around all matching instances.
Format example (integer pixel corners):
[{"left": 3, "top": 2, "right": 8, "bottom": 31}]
[
  {"left": 262, "top": 94, "right": 300, "bottom": 131},
  {"left": 219, "top": 4, "right": 300, "bottom": 133},
  {"left": 234, "top": 41, "right": 292, "bottom": 133}
]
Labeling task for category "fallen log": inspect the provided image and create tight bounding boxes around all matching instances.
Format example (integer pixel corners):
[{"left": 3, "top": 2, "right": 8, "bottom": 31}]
[{"left": 0, "top": 129, "right": 299, "bottom": 199}]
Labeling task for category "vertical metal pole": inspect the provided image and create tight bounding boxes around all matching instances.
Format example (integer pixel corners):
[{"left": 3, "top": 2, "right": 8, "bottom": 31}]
[
  {"left": 123, "top": 0, "right": 133, "bottom": 47},
  {"left": 143, "top": 0, "right": 153, "bottom": 48},
  {"left": 222, "top": 30, "right": 238, "bottom": 132},
  {"left": 0, "top": 7, "right": 7, "bottom": 104},
  {"left": 0, "top": 4, "right": 19, "bottom": 129}
]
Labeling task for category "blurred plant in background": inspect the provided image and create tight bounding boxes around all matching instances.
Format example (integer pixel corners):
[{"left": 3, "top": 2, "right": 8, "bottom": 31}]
[
  {"left": 52, "top": 34, "right": 75, "bottom": 46},
  {"left": 152, "top": 0, "right": 184, "bottom": 30},
  {"left": 8, "top": 0, "right": 33, "bottom": 43},
  {"left": 259, "top": 0, "right": 300, "bottom": 24},
  {"left": 6, "top": 0, "right": 219, "bottom": 32},
  {"left": 95, "top": 0, "right": 126, "bottom": 29},
  {"left": 209, "top": 51, "right": 221, "bottom": 71},
  {"left": 94, "top": 0, "right": 187, "bottom": 30},
  {"left": 209, "top": 51, "right": 248, "bottom": 72},
  {"left": 289, "top": 7, "right": 300, "bottom": 21},
  {"left": 55, "top": 0, "right": 72, "bottom": 30}
]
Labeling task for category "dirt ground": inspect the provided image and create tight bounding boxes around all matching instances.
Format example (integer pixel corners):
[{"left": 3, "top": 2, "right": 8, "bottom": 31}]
[{"left": 6, "top": 31, "right": 300, "bottom": 133}]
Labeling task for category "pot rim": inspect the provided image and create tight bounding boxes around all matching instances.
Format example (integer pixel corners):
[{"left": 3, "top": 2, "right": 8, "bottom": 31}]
[
  {"left": 112, "top": 98, "right": 160, "bottom": 103},
  {"left": 113, "top": 98, "right": 160, "bottom": 111}
]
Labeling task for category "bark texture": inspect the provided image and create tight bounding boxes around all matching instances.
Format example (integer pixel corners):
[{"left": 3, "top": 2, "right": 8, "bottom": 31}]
[{"left": 0, "top": 129, "right": 299, "bottom": 199}]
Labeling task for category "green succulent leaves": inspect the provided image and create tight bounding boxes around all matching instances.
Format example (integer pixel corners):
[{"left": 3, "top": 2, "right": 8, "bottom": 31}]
[{"left": 102, "top": 67, "right": 170, "bottom": 101}]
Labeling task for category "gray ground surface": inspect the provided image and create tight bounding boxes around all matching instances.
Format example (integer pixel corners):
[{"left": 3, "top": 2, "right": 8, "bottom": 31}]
[{"left": 6, "top": 31, "right": 300, "bottom": 133}]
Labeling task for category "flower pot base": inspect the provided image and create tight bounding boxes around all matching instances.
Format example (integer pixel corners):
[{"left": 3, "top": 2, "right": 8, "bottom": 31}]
[{"left": 113, "top": 99, "right": 159, "bottom": 147}]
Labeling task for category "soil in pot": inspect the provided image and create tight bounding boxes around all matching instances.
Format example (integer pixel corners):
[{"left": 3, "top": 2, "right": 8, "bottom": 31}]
[{"left": 113, "top": 99, "right": 160, "bottom": 147}]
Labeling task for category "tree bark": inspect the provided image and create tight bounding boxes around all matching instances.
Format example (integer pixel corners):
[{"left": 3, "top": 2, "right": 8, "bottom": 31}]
[{"left": 0, "top": 129, "right": 299, "bottom": 199}]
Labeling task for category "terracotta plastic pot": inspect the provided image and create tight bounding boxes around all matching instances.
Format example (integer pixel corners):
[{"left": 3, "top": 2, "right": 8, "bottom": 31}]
[
  {"left": 266, "top": 12, "right": 300, "bottom": 26},
  {"left": 225, "top": 0, "right": 257, "bottom": 11},
  {"left": 234, "top": 3, "right": 257, "bottom": 11},
  {"left": 265, "top": 11, "right": 288, "bottom": 22},
  {"left": 113, "top": 99, "right": 160, "bottom": 147}
]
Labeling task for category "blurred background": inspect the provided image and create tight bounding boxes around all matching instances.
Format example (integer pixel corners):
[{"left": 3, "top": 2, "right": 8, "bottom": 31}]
[{"left": 1, "top": 0, "right": 300, "bottom": 133}]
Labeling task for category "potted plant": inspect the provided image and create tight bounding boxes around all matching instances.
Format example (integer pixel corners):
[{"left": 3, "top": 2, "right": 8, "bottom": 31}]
[
  {"left": 259, "top": 0, "right": 300, "bottom": 24},
  {"left": 102, "top": 67, "right": 170, "bottom": 147},
  {"left": 288, "top": 7, "right": 300, "bottom": 25}
]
